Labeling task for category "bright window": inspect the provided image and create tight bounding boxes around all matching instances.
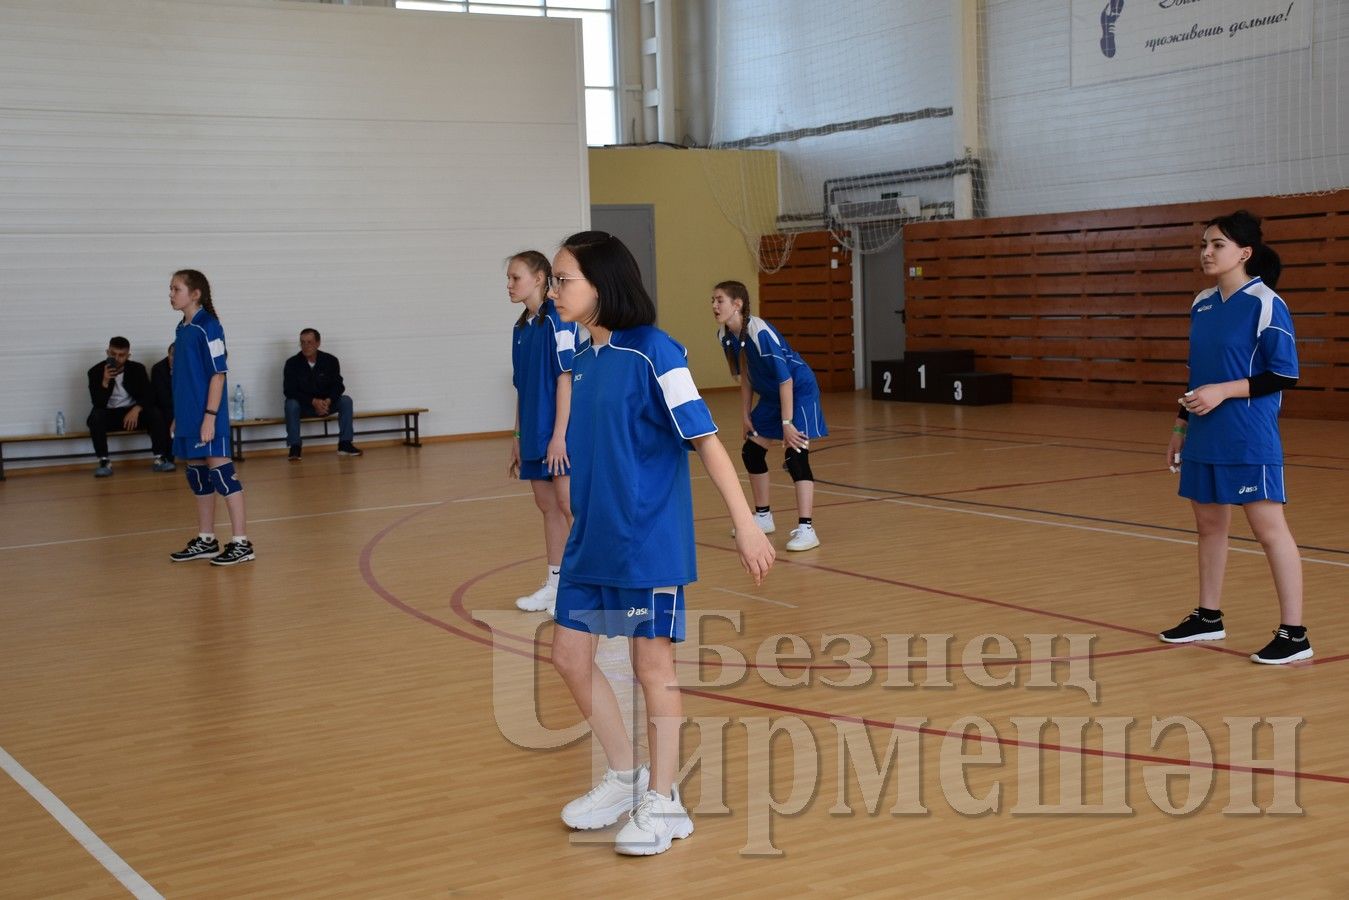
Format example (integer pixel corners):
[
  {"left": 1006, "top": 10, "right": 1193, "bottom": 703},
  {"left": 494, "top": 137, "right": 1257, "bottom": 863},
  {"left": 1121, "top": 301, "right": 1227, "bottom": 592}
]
[{"left": 395, "top": 0, "right": 616, "bottom": 146}]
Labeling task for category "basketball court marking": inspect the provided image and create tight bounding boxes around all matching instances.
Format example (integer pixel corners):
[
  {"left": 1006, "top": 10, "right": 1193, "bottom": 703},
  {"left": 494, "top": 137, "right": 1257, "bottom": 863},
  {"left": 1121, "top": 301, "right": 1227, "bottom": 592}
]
[
  {"left": 710, "top": 585, "right": 799, "bottom": 609},
  {"left": 0, "top": 745, "right": 162, "bottom": 899}
]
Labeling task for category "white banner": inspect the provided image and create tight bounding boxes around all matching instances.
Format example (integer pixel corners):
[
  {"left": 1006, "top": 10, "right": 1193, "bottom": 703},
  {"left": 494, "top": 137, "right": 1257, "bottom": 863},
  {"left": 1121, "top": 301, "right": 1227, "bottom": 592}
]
[{"left": 1071, "top": 0, "right": 1312, "bottom": 87}]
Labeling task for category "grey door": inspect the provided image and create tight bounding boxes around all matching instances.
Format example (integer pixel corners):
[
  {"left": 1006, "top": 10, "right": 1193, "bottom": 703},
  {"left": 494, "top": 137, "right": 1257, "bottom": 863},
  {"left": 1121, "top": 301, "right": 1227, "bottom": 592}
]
[
  {"left": 862, "top": 234, "right": 906, "bottom": 382},
  {"left": 590, "top": 204, "right": 657, "bottom": 314}
]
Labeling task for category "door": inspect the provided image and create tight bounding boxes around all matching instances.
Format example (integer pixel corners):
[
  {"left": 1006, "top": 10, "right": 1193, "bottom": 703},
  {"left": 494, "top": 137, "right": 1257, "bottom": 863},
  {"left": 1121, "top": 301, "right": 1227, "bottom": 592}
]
[
  {"left": 861, "top": 234, "right": 906, "bottom": 383},
  {"left": 590, "top": 204, "right": 657, "bottom": 313}
]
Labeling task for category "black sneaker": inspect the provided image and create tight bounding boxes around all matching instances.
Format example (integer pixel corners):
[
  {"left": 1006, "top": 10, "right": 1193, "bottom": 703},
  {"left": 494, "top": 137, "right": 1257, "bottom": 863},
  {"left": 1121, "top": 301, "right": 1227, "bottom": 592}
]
[
  {"left": 288, "top": 444, "right": 302, "bottom": 462},
  {"left": 210, "top": 540, "right": 255, "bottom": 567},
  {"left": 1159, "top": 608, "right": 1225, "bottom": 643},
  {"left": 336, "top": 441, "right": 363, "bottom": 457},
  {"left": 1251, "top": 628, "right": 1313, "bottom": 665},
  {"left": 170, "top": 535, "right": 220, "bottom": 562}
]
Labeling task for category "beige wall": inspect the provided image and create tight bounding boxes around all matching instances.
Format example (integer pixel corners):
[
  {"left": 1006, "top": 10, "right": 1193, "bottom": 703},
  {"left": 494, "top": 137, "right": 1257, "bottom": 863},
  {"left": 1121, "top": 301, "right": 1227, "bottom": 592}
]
[{"left": 587, "top": 147, "right": 778, "bottom": 389}]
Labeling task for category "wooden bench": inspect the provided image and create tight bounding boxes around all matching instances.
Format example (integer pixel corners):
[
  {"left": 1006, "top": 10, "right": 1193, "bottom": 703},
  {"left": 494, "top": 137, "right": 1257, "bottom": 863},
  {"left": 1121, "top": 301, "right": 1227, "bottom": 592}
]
[
  {"left": 229, "top": 407, "right": 428, "bottom": 461},
  {"left": 0, "top": 429, "right": 156, "bottom": 480}
]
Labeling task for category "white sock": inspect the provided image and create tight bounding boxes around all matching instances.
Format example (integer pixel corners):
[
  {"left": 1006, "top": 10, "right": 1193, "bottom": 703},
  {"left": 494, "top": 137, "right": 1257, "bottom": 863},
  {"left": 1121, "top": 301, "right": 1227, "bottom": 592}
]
[
  {"left": 612, "top": 765, "right": 641, "bottom": 783},
  {"left": 546, "top": 566, "right": 561, "bottom": 588},
  {"left": 233, "top": 535, "right": 248, "bottom": 543},
  {"left": 199, "top": 532, "right": 216, "bottom": 541}
]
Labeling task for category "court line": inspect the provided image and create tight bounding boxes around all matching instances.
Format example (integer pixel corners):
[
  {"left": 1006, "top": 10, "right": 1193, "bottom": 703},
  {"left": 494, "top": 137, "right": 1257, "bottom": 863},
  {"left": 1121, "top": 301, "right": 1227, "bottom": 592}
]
[
  {"left": 0, "top": 745, "right": 162, "bottom": 899},
  {"left": 711, "top": 585, "right": 799, "bottom": 609},
  {"left": 0, "top": 500, "right": 444, "bottom": 551},
  {"left": 357, "top": 539, "right": 1347, "bottom": 783}
]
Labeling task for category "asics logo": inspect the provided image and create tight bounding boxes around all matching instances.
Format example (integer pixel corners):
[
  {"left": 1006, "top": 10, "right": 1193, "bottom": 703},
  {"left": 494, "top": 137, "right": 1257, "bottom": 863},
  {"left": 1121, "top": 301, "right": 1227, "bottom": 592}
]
[
  {"left": 1238, "top": 485, "right": 1257, "bottom": 494},
  {"left": 1196, "top": 304, "right": 1214, "bottom": 312},
  {"left": 573, "top": 372, "right": 584, "bottom": 383},
  {"left": 626, "top": 607, "right": 649, "bottom": 617}
]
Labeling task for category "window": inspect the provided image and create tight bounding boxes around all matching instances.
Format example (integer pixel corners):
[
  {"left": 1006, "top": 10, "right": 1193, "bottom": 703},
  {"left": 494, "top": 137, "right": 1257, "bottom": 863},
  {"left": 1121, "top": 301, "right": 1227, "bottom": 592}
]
[{"left": 395, "top": 0, "right": 616, "bottom": 146}]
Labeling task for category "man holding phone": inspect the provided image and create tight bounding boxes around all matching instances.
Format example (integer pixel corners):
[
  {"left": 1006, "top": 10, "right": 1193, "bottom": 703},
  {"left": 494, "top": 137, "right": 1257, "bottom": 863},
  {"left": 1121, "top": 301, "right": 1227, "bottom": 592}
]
[{"left": 86, "top": 336, "right": 174, "bottom": 477}]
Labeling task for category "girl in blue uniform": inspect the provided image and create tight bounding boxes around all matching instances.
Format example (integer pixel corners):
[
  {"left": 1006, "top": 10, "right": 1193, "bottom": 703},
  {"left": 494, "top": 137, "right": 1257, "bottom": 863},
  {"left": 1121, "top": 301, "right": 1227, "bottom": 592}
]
[
  {"left": 166, "top": 270, "right": 253, "bottom": 566},
  {"left": 548, "top": 232, "right": 775, "bottom": 856},
  {"left": 1159, "top": 211, "right": 1308, "bottom": 664},
  {"left": 711, "top": 280, "right": 828, "bottom": 551},
  {"left": 507, "top": 250, "right": 580, "bottom": 614}
]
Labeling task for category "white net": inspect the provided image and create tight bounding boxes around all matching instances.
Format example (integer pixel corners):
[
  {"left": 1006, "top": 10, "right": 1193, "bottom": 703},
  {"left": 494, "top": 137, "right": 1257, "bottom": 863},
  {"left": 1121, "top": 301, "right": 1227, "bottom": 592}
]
[{"left": 701, "top": 0, "right": 1349, "bottom": 268}]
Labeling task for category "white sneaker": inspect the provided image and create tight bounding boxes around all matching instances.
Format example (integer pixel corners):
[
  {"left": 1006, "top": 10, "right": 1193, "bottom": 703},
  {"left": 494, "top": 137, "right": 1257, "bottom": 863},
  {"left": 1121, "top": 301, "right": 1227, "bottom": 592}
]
[
  {"left": 731, "top": 510, "right": 776, "bottom": 537},
  {"left": 561, "top": 766, "right": 649, "bottom": 830},
  {"left": 614, "top": 789, "right": 694, "bottom": 856},
  {"left": 515, "top": 582, "right": 557, "bottom": 613},
  {"left": 785, "top": 523, "right": 820, "bottom": 551}
]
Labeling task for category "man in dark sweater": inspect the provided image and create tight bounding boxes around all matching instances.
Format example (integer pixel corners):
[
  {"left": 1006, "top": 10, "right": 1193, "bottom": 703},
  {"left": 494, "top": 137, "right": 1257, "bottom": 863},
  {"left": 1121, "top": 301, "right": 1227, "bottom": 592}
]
[
  {"left": 86, "top": 336, "right": 174, "bottom": 477},
  {"left": 150, "top": 343, "right": 175, "bottom": 463},
  {"left": 282, "top": 328, "right": 361, "bottom": 461}
]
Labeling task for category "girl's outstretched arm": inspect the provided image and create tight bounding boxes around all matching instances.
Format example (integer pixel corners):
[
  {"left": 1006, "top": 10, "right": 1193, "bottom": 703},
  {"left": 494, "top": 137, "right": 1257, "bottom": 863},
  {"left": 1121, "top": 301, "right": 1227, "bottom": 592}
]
[{"left": 691, "top": 433, "right": 776, "bottom": 584}]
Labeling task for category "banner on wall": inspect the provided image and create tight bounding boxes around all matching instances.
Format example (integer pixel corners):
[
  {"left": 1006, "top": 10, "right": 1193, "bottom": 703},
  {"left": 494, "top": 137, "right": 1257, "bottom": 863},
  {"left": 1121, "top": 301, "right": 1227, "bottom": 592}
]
[{"left": 1071, "top": 0, "right": 1312, "bottom": 86}]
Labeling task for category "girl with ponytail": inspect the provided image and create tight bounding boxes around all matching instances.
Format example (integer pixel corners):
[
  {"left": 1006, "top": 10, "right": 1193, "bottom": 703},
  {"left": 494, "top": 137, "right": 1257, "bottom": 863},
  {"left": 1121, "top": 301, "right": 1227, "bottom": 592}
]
[{"left": 1159, "top": 211, "right": 1308, "bottom": 663}]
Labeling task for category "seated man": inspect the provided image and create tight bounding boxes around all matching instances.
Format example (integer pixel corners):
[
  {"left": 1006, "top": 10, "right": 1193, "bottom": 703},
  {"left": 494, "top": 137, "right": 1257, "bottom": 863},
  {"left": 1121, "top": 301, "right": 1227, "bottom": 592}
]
[
  {"left": 86, "top": 336, "right": 174, "bottom": 477},
  {"left": 150, "top": 343, "right": 175, "bottom": 463},
  {"left": 282, "top": 328, "right": 361, "bottom": 461}
]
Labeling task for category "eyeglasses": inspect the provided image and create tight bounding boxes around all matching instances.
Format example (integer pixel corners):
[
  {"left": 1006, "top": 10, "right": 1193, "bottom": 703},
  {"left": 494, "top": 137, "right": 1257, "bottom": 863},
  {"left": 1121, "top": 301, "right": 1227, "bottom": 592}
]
[{"left": 549, "top": 274, "right": 585, "bottom": 292}]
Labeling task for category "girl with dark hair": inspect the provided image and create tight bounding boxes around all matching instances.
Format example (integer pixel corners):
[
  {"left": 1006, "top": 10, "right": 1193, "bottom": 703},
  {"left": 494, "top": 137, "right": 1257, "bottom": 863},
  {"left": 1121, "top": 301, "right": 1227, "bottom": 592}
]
[
  {"left": 1159, "top": 211, "right": 1308, "bottom": 663},
  {"left": 166, "top": 269, "right": 253, "bottom": 566},
  {"left": 547, "top": 231, "right": 775, "bottom": 856},
  {"left": 711, "top": 280, "right": 829, "bottom": 551},
  {"left": 507, "top": 249, "right": 583, "bottom": 614}
]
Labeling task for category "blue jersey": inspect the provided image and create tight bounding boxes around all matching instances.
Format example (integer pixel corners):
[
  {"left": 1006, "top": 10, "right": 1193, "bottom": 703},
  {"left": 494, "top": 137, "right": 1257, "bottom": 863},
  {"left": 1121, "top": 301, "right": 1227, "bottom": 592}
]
[
  {"left": 511, "top": 300, "right": 581, "bottom": 460},
  {"left": 1182, "top": 277, "right": 1298, "bottom": 465},
  {"left": 718, "top": 316, "right": 820, "bottom": 402},
  {"left": 563, "top": 326, "right": 717, "bottom": 588},
  {"left": 172, "top": 308, "right": 231, "bottom": 458}
]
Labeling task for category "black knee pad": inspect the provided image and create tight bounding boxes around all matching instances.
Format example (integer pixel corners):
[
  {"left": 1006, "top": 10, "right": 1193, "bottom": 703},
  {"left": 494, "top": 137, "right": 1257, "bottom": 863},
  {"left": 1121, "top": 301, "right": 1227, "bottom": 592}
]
[
  {"left": 784, "top": 447, "right": 814, "bottom": 483},
  {"left": 741, "top": 439, "right": 769, "bottom": 475}
]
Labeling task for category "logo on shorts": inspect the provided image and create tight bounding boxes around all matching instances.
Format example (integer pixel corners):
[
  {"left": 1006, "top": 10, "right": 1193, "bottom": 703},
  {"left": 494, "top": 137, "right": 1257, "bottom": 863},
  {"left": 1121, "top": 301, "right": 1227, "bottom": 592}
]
[
  {"left": 1238, "top": 485, "right": 1258, "bottom": 494},
  {"left": 627, "top": 607, "right": 649, "bottom": 617}
]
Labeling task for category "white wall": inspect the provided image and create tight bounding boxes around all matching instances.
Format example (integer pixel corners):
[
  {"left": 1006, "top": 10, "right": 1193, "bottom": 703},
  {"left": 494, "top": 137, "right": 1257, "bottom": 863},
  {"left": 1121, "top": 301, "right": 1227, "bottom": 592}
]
[
  {"left": 981, "top": 0, "right": 1349, "bottom": 216},
  {"left": 0, "top": 0, "right": 587, "bottom": 462}
]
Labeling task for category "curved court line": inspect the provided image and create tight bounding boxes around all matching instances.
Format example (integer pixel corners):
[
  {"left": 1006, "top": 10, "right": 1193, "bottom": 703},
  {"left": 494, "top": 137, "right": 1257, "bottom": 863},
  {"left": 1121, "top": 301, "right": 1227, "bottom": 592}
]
[{"left": 358, "top": 516, "right": 1349, "bottom": 786}]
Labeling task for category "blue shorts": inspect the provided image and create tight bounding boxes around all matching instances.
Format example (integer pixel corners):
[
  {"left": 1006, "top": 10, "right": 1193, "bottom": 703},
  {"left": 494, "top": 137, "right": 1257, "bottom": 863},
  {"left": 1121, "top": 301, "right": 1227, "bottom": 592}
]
[
  {"left": 554, "top": 579, "right": 687, "bottom": 642},
  {"left": 172, "top": 428, "right": 231, "bottom": 460},
  {"left": 1179, "top": 461, "right": 1286, "bottom": 505},
  {"left": 750, "top": 391, "right": 829, "bottom": 441},
  {"left": 519, "top": 458, "right": 569, "bottom": 481}
]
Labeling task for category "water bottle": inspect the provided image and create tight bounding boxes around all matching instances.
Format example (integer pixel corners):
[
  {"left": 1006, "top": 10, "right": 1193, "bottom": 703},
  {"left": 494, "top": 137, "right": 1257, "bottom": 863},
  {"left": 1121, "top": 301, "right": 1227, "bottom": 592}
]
[
  {"left": 231, "top": 384, "right": 246, "bottom": 421},
  {"left": 55, "top": 410, "right": 66, "bottom": 435}
]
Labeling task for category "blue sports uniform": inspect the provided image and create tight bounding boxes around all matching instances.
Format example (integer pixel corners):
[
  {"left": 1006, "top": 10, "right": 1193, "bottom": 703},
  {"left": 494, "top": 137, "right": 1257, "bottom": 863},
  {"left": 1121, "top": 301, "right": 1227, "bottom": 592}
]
[
  {"left": 511, "top": 300, "right": 582, "bottom": 481},
  {"left": 718, "top": 316, "right": 828, "bottom": 440},
  {"left": 1179, "top": 276, "right": 1298, "bottom": 504},
  {"left": 172, "top": 308, "right": 231, "bottom": 459},
  {"left": 554, "top": 326, "right": 717, "bottom": 642}
]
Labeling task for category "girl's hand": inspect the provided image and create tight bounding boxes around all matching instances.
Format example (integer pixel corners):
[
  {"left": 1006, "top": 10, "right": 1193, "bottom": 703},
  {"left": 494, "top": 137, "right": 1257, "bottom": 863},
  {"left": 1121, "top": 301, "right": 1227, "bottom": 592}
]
[
  {"left": 734, "top": 525, "right": 776, "bottom": 586},
  {"left": 546, "top": 434, "right": 569, "bottom": 476},
  {"left": 199, "top": 417, "right": 215, "bottom": 445},
  {"left": 782, "top": 421, "right": 809, "bottom": 451},
  {"left": 742, "top": 417, "right": 755, "bottom": 439},
  {"left": 1179, "top": 384, "right": 1225, "bottom": 416},
  {"left": 507, "top": 437, "right": 520, "bottom": 479},
  {"left": 1166, "top": 427, "right": 1185, "bottom": 473}
]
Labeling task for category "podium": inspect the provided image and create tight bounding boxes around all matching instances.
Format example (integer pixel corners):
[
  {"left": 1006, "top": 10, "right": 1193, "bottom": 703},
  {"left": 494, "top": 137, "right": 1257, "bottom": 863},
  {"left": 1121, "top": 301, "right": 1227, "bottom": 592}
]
[
  {"left": 901, "top": 350, "right": 975, "bottom": 402},
  {"left": 931, "top": 371, "right": 1013, "bottom": 406},
  {"left": 870, "top": 359, "right": 907, "bottom": 401}
]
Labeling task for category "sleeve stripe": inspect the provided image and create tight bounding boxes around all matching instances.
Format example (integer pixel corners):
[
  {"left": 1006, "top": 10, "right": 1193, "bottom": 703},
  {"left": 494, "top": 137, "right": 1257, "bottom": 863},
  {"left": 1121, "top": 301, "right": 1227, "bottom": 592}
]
[
  {"left": 657, "top": 367, "right": 701, "bottom": 410},
  {"left": 555, "top": 330, "right": 576, "bottom": 353},
  {"left": 207, "top": 338, "right": 226, "bottom": 358}
]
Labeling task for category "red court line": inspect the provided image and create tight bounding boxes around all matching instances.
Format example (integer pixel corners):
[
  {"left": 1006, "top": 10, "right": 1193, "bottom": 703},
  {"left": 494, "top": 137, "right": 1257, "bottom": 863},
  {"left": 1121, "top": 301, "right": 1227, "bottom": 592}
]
[
  {"left": 928, "top": 467, "right": 1160, "bottom": 496},
  {"left": 357, "top": 523, "right": 1349, "bottom": 786}
]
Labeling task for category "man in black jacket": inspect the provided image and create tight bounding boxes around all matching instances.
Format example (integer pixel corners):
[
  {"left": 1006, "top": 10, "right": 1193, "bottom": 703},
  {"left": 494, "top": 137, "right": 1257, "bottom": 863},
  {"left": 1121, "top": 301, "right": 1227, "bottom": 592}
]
[
  {"left": 282, "top": 328, "right": 362, "bottom": 461},
  {"left": 86, "top": 336, "right": 174, "bottom": 477}
]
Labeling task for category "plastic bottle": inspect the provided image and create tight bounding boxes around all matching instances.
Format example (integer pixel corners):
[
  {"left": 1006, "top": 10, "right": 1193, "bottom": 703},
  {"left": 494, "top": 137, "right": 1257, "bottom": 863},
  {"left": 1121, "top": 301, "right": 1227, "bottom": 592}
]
[
  {"left": 55, "top": 410, "right": 66, "bottom": 435},
  {"left": 231, "top": 384, "right": 246, "bottom": 421}
]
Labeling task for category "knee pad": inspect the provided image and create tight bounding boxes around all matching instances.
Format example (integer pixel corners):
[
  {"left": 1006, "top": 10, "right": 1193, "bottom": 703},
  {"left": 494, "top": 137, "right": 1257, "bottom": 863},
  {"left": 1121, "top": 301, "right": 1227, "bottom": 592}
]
[
  {"left": 186, "top": 465, "right": 214, "bottom": 496},
  {"left": 784, "top": 448, "right": 814, "bottom": 483},
  {"left": 741, "top": 439, "right": 769, "bottom": 475},
  {"left": 210, "top": 462, "right": 244, "bottom": 496}
]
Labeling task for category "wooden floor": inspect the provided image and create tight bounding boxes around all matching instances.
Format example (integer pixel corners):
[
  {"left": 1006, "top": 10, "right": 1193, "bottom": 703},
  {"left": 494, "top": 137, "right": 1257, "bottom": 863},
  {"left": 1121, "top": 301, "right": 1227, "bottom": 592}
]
[{"left": 3, "top": 393, "right": 1349, "bottom": 897}]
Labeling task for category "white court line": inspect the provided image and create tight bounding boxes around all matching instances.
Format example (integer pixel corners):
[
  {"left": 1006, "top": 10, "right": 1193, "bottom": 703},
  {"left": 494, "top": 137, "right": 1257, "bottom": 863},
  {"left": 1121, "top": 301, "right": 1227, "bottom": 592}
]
[
  {"left": 450, "top": 492, "right": 533, "bottom": 503},
  {"left": 711, "top": 585, "right": 799, "bottom": 609},
  {"left": 0, "top": 745, "right": 162, "bottom": 899},
  {"left": 981, "top": 442, "right": 1058, "bottom": 453},
  {"left": 802, "top": 483, "right": 1349, "bottom": 570},
  {"left": 0, "top": 500, "right": 443, "bottom": 552}
]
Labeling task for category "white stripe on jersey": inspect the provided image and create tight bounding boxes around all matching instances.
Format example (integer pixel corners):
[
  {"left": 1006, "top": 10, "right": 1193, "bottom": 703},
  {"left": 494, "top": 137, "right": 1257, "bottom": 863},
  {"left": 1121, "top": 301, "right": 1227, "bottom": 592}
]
[
  {"left": 657, "top": 366, "right": 701, "bottom": 410},
  {"left": 554, "top": 329, "right": 576, "bottom": 353},
  {"left": 207, "top": 338, "right": 226, "bottom": 359}
]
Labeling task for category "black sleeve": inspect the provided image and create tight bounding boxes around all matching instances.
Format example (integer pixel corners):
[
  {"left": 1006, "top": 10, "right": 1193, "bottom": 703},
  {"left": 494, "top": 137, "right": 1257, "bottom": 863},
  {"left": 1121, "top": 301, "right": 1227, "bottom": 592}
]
[
  {"left": 283, "top": 357, "right": 310, "bottom": 403},
  {"left": 328, "top": 355, "right": 345, "bottom": 401},
  {"left": 88, "top": 363, "right": 110, "bottom": 409},
  {"left": 1248, "top": 371, "right": 1298, "bottom": 398}
]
